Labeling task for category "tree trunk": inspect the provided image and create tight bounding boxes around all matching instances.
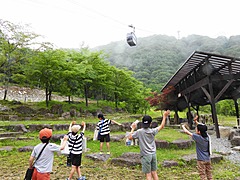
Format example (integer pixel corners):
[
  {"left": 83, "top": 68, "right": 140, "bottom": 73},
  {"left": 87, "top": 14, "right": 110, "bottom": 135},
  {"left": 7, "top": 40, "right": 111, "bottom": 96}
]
[
  {"left": 114, "top": 92, "right": 118, "bottom": 108},
  {"left": 84, "top": 85, "right": 88, "bottom": 107},
  {"left": 45, "top": 87, "right": 49, "bottom": 107},
  {"left": 68, "top": 95, "right": 71, "bottom": 104},
  {"left": 49, "top": 90, "right": 52, "bottom": 101},
  {"left": 3, "top": 88, "right": 7, "bottom": 100}
]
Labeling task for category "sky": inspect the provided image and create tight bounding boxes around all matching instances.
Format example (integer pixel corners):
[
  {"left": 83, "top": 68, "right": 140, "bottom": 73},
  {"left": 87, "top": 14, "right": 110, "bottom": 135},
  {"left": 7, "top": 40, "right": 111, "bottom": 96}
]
[{"left": 1, "top": 0, "right": 240, "bottom": 48}]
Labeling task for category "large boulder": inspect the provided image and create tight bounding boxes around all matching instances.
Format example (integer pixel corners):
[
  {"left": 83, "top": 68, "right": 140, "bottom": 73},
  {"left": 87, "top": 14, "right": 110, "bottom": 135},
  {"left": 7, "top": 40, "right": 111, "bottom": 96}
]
[
  {"left": 170, "top": 139, "right": 193, "bottom": 149},
  {"left": 85, "top": 153, "right": 110, "bottom": 162},
  {"left": 155, "top": 140, "right": 169, "bottom": 149},
  {"left": 219, "top": 126, "right": 232, "bottom": 138},
  {"left": 111, "top": 152, "right": 141, "bottom": 166},
  {"left": 230, "top": 136, "right": 240, "bottom": 146}
]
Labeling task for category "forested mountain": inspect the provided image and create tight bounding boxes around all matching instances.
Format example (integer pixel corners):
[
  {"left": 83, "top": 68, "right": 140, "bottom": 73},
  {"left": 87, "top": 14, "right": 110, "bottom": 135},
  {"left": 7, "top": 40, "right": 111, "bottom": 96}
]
[{"left": 94, "top": 34, "right": 240, "bottom": 92}]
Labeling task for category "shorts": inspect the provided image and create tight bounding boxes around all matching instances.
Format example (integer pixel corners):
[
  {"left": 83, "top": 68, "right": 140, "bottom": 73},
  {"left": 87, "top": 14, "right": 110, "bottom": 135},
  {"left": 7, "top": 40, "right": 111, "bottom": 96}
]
[
  {"left": 99, "top": 134, "right": 110, "bottom": 142},
  {"left": 141, "top": 153, "right": 157, "bottom": 174},
  {"left": 32, "top": 168, "right": 50, "bottom": 180},
  {"left": 71, "top": 153, "right": 82, "bottom": 167}
]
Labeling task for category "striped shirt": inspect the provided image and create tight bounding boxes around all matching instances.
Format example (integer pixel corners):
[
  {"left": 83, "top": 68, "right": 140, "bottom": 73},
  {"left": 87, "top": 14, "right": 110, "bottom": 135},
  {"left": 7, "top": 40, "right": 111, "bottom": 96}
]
[
  {"left": 96, "top": 119, "right": 111, "bottom": 135},
  {"left": 67, "top": 131, "right": 84, "bottom": 155}
]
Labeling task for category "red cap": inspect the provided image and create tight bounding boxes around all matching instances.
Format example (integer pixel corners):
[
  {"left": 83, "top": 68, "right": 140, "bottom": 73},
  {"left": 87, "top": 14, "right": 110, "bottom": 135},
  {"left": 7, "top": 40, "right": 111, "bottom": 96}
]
[{"left": 39, "top": 128, "right": 52, "bottom": 139}]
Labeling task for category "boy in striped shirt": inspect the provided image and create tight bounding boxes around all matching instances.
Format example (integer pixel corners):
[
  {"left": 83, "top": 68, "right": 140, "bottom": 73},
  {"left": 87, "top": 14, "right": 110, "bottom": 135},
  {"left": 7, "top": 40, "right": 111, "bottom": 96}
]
[{"left": 96, "top": 113, "right": 122, "bottom": 154}]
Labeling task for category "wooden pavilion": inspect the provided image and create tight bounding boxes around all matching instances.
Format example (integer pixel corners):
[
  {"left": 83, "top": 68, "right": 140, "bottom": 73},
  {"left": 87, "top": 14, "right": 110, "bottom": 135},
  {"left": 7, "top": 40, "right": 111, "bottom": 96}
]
[{"left": 161, "top": 51, "right": 240, "bottom": 138}]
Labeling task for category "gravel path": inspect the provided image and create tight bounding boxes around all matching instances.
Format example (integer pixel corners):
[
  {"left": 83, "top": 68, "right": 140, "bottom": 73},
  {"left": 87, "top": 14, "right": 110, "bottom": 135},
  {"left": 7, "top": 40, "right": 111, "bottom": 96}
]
[{"left": 210, "top": 135, "right": 240, "bottom": 165}]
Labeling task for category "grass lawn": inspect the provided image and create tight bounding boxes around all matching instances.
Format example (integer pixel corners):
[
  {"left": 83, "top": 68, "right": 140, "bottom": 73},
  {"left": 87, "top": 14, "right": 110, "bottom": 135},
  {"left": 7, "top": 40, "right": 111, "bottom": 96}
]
[{"left": 0, "top": 124, "right": 239, "bottom": 180}]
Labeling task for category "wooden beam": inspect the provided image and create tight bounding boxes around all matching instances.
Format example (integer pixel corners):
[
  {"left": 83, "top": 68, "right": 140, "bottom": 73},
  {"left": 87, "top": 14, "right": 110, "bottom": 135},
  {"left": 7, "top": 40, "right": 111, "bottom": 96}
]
[{"left": 215, "top": 79, "right": 234, "bottom": 102}]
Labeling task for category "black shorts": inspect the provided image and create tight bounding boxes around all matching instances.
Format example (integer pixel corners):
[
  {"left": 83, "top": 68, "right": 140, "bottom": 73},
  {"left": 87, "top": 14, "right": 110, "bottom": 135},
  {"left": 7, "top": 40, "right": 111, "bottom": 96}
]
[
  {"left": 70, "top": 153, "right": 82, "bottom": 167},
  {"left": 99, "top": 134, "right": 110, "bottom": 142}
]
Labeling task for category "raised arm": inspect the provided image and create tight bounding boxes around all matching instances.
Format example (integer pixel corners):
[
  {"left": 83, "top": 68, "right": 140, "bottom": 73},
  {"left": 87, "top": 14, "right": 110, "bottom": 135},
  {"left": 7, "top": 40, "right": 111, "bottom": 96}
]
[
  {"left": 193, "top": 115, "right": 199, "bottom": 125},
  {"left": 182, "top": 124, "right": 193, "bottom": 137},
  {"left": 60, "top": 135, "right": 68, "bottom": 150},
  {"left": 128, "top": 123, "right": 137, "bottom": 140},
  {"left": 111, "top": 119, "right": 122, "bottom": 126},
  {"left": 68, "top": 121, "right": 77, "bottom": 132},
  {"left": 157, "top": 110, "right": 170, "bottom": 131},
  {"left": 81, "top": 121, "right": 86, "bottom": 133}
]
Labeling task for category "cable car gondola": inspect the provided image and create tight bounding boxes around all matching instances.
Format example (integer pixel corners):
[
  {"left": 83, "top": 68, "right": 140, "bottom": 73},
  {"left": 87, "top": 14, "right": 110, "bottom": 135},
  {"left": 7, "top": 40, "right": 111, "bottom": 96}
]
[{"left": 126, "top": 25, "right": 137, "bottom": 46}]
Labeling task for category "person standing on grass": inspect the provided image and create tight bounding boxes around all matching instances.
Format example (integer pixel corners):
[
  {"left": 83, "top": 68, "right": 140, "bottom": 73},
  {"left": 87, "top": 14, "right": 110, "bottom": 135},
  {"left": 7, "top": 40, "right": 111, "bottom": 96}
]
[
  {"left": 182, "top": 115, "right": 213, "bottom": 180},
  {"left": 29, "top": 128, "right": 68, "bottom": 180},
  {"left": 66, "top": 121, "right": 86, "bottom": 180},
  {"left": 128, "top": 110, "right": 170, "bottom": 180},
  {"left": 96, "top": 113, "right": 122, "bottom": 154}
]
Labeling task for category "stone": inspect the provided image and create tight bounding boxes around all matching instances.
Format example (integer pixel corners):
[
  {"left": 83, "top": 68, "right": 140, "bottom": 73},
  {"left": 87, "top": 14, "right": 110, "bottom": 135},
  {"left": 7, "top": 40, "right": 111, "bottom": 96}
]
[
  {"left": 51, "top": 134, "right": 65, "bottom": 142},
  {"left": 111, "top": 152, "right": 141, "bottom": 166},
  {"left": 51, "top": 104, "right": 63, "bottom": 115},
  {"left": 13, "top": 105, "right": 36, "bottom": 115},
  {"left": 155, "top": 140, "right": 169, "bottom": 149},
  {"left": 111, "top": 134, "right": 125, "bottom": 142},
  {"left": 162, "top": 160, "right": 178, "bottom": 167},
  {"left": 28, "top": 124, "right": 52, "bottom": 132},
  {"left": 0, "top": 146, "right": 13, "bottom": 151},
  {"left": 170, "top": 139, "right": 193, "bottom": 149},
  {"left": 85, "top": 153, "right": 110, "bottom": 162},
  {"left": 230, "top": 136, "right": 240, "bottom": 146},
  {"left": 0, "top": 132, "right": 23, "bottom": 137},
  {"left": 0, "top": 137, "right": 15, "bottom": 141},
  {"left": 232, "top": 146, "right": 240, "bottom": 151},
  {"left": 18, "top": 146, "right": 34, "bottom": 152},
  {"left": 229, "top": 129, "right": 240, "bottom": 140},
  {"left": 219, "top": 126, "right": 232, "bottom": 138}
]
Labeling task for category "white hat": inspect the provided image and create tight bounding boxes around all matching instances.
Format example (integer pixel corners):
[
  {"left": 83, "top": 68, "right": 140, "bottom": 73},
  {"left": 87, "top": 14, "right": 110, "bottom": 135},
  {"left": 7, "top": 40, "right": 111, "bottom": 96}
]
[{"left": 71, "top": 125, "right": 81, "bottom": 133}]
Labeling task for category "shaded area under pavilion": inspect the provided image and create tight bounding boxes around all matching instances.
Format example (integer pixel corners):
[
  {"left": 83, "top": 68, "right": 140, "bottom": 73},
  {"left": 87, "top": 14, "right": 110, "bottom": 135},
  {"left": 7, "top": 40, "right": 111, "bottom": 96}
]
[{"left": 161, "top": 51, "right": 240, "bottom": 138}]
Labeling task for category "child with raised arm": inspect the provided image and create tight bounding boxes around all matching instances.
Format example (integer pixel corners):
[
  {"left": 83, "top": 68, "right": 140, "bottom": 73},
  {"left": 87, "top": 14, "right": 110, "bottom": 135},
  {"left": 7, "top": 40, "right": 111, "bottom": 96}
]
[
  {"left": 66, "top": 121, "right": 86, "bottom": 180},
  {"left": 96, "top": 113, "right": 122, "bottom": 154},
  {"left": 28, "top": 128, "right": 68, "bottom": 180},
  {"left": 128, "top": 110, "right": 170, "bottom": 180},
  {"left": 182, "top": 115, "right": 213, "bottom": 180}
]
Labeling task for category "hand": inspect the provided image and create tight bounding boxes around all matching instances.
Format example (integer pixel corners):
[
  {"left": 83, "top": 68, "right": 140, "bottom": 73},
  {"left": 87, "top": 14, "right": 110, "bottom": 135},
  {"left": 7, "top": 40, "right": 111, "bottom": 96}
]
[
  {"left": 194, "top": 115, "right": 198, "bottom": 122},
  {"left": 131, "top": 123, "right": 137, "bottom": 129},
  {"left": 163, "top": 110, "right": 170, "bottom": 117},
  {"left": 63, "top": 135, "right": 68, "bottom": 141},
  {"left": 182, "top": 124, "right": 187, "bottom": 132}
]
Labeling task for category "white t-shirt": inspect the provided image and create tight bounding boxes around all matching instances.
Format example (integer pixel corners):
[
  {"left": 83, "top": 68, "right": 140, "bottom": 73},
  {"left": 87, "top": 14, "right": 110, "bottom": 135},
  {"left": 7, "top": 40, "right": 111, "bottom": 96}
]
[{"left": 31, "top": 143, "right": 60, "bottom": 173}]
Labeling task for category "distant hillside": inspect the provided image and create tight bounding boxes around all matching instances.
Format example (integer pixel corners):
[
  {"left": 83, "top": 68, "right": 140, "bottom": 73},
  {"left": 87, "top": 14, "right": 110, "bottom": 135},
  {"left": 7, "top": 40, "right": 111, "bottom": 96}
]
[{"left": 93, "top": 34, "right": 240, "bottom": 92}]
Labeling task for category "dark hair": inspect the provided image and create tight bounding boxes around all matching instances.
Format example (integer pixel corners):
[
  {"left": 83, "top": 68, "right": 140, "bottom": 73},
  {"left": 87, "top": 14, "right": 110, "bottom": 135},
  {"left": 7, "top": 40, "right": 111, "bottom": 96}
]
[
  {"left": 197, "top": 124, "right": 208, "bottom": 137},
  {"left": 40, "top": 137, "right": 50, "bottom": 143},
  {"left": 98, "top": 113, "right": 105, "bottom": 119}
]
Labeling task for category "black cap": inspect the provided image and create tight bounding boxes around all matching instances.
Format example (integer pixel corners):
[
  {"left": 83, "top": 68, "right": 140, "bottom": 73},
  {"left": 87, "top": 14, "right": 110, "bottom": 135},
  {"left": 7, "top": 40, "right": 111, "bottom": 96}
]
[{"left": 142, "top": 115, "right": 152, "bottom": 128}]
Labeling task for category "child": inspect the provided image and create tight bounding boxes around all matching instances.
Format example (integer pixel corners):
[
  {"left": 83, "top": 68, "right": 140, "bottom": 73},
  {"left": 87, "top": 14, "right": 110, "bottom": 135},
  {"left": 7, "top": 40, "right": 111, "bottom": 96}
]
[
  {"left": 96, "top": 113, "right": 122, "bottom": 154},
  {"left": 182, "top": 115, "right": 213, "bottom": 180},
  {"left": 29, "top": 128, "right": 68, "bottom": 180},
  {"left": 66, "top": 121, "right": 86, "bottom": 180},
  {"left": 128, "top": 110, "right": 170, "bottom": 180}
]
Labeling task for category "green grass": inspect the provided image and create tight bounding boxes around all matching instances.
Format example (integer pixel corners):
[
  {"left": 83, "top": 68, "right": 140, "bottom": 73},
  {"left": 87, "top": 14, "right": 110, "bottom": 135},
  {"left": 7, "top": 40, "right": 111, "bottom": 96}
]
[{"left": 0, "top": 134, "right": 239, "bottom": 180}]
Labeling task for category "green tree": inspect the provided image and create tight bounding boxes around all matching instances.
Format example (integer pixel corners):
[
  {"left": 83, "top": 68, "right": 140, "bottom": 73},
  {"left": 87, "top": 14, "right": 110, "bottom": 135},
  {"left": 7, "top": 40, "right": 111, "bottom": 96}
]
[
  {"left": 24, "top": 49, "right": 67, "bottom": 107},
  {"left": 0, "top": 19, "right": 40, "bottom": 100}
]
